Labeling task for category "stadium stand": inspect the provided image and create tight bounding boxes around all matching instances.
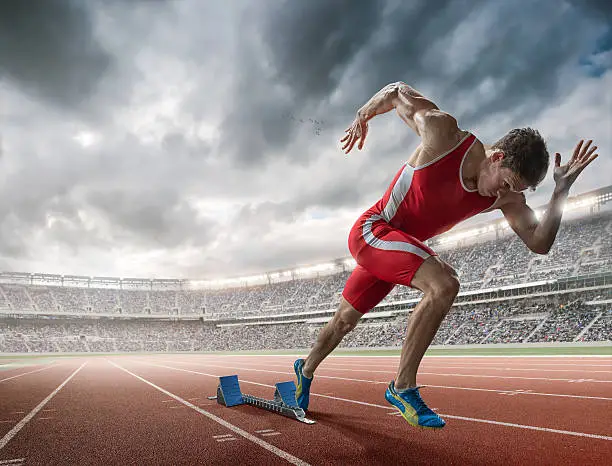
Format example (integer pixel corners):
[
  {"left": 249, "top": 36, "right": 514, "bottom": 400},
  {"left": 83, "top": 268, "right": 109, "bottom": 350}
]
[{"left": 1, "top": 190, "right": 611, "bottom": 353}]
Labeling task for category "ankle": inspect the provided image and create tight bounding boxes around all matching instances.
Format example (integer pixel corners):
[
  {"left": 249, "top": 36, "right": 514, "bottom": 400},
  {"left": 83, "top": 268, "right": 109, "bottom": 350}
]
[
  {"left": 302, "top": 367, "right": 314, "bottom": 379},
  {"left": 394, "top": 382, "right": 416, "bottom": 392}
]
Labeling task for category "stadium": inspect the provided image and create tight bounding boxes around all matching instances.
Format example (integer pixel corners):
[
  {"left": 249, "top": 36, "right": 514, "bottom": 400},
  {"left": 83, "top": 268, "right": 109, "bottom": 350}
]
[
  {"left": 2, "top": 1, "right": 611, "bottom": 464},
  {"left": 2, "top": 186, "right": 611, "bottom": 353}
]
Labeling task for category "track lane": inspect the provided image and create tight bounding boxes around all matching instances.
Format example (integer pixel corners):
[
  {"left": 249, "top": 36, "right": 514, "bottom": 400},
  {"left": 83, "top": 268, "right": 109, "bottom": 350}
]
[
  {"left": 0, "top": 358, "right": 305, "bottom": 465},
  {"left": 0, "top": 362, "right": 79, "bottom": 439},
  {"left": 192, "top": 356, "right": 612, "bottom": 398},
  {"left": 158, "top": 356, "right": 612, "bottom": 435},
  {"left": 126, "top": 356, "right": 612, "bottom": 466}
]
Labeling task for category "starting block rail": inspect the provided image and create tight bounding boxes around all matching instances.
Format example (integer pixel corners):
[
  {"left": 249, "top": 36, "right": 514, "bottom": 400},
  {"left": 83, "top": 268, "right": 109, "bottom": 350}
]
[{"left": 207, "top": 375, "right": 315, "bottom": 424}]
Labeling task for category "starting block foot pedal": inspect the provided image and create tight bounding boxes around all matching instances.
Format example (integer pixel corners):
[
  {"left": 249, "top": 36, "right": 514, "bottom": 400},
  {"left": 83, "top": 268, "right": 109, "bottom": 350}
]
[
  {"left": 209, "top": 376, "right": 315, "bottom": 424},
  {"left": 215, "top": 375, "right": 244, "bottom": 407},
  {"left": 274, "top": 381, "right": 300, "bottom": 408}
]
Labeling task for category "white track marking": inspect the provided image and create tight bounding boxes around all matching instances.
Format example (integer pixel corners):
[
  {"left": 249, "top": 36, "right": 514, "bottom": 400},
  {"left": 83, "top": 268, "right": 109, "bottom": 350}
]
[
  {"left": 212, "top": 434, "right": 233, "bottom": 438},
  {"left": 133, "top": 360, "right": 612, "bottom": 441},
  {"left": 213, "top": 360, "right": 612, "bottom": 383},
  {"left": 255, "top": 429, "right": 276, "bottom": 433},
  {"left": 0, "top": 365, "right": 59, "bottom": 383},
  {"left": 318, "top": 362, "right": 611, "bottom": 373},
  {"left": 108, "top": 361, "right": 310, "bottom": 466},
  {"left": 0, "top": 363, "right": 85, "bottom": 451},
  {"left": 0, "top": 459, "right": 25, "bottom": 465},
  {"left": 163, "top": 359, "right": 612, "bottom": 399},
  {"left": 213, "top": 359, "right": 612, "bottom": 378},
  {"left": 159, "top": 354, "right": 612, "bottom": 359},
  {"left": 442, "top": 414, "right": 612, "bottom": 441},
  {"left": 262, "top": 432, "right": 282, "bottom": 437}
]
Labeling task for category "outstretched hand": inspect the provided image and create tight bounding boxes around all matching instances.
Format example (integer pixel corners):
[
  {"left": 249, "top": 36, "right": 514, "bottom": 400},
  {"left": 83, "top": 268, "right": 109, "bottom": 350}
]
[
  {"left": 341, "top": 114, "right": 368, "bottom": 154},
  {"left": 553, "top": 139, "right": 598, "bottom": 193}
]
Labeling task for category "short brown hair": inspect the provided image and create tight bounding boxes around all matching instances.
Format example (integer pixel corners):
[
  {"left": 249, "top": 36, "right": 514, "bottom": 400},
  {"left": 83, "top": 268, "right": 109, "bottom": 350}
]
[{"left": 492, "top": 128, "right": 550, "bottom": 188}]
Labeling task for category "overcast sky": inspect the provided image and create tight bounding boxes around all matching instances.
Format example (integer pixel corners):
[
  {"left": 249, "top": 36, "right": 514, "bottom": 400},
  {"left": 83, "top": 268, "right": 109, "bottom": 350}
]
[{"left": 0, "top": 0, "right": 610, "bottom": 280}]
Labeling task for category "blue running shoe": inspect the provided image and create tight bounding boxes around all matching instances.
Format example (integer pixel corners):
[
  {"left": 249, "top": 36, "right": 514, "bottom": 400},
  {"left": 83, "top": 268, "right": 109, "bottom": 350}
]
[
  {"left": 385, "top": 381, "right": 446, "bottom": 429},
  {"left": 294, "top": 359, "right": 313, "bottom": 411}
]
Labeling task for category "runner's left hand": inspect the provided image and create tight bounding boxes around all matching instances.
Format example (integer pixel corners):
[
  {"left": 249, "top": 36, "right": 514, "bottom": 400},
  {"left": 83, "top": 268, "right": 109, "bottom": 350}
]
[{"left": 553, "top": 139, "right": 598, "bottom": 193}]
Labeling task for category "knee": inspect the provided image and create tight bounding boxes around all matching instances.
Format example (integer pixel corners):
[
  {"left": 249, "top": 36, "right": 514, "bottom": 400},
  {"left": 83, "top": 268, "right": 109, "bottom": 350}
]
[
  {"left": 333, "top": 315, "right": 358, "bottom": 335},
  {"left": 429, "top": 273, "right": 460, "bottom": 302}
]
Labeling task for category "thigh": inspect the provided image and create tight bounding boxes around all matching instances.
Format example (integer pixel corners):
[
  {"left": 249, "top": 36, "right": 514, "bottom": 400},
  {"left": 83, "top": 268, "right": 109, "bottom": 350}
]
[
  {"left": 349, "top": 215, "right": 437, "bottom": 288},
  {"left": 342, "top": 265, "right": 395, "bottom": 314}
]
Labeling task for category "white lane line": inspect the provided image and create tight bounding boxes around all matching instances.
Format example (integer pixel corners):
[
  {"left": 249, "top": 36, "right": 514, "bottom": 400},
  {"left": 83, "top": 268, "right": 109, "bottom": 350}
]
[
  {"left": 108, "top": 360, "right": 310, "bottom": 466},
  {"left": 261, "top": 432, "right": 282, "bottom": 437},
  {"left": 165, "top": 359, "right": 612, "bottom": 399},
  {"left": 0, "top": 365, "right": 59, "bottom": 383},
  {"left": 0, "top": 363, "right": 85, "bottom": 451},
  {"left": 171, "top": 354, "right": 612, "bottom": 359},
  {"left": 319, "top": 362, "right": 612, "bottom": 373},
  {"left": 212, "top": 434, "right": 233, "bottom": 439},
  {"left": 137, "top": 360, "right": 612, "bottom": 442},
  {"left": 225, "top": 360, "right": 612, "bottom": 380},
  {"left": 0, "top": 459, "right": 25, "bottom": 465},
  {"left": 255, "top": 429, "right": 276, "bottom": 433}
]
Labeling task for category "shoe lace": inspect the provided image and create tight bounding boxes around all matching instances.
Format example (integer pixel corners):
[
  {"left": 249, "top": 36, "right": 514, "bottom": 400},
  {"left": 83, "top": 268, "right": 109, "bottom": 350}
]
[
  {"left": 397, "top": 384, "right": 430, "bottom": 414},
  {"left": 410, "top": 387, "right": 429, "bottom": 414}
]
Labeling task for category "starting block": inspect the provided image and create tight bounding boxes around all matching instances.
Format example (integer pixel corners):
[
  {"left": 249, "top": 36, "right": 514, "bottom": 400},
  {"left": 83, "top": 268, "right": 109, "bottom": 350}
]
[{"left": 207, "top": 375, "right": 315, "bottom": 424}]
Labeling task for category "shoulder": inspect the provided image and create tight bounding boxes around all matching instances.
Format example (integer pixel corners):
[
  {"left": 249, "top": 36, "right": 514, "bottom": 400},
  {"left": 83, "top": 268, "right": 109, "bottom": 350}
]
[{"left": 413, "top": 127, "right": 470, "bottom": 166}]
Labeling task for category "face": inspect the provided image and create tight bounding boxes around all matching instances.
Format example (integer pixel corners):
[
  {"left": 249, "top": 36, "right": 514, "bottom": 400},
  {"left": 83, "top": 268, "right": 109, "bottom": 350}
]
[{"left": 478, "top": 152, "right": 529, "bottom": 197}]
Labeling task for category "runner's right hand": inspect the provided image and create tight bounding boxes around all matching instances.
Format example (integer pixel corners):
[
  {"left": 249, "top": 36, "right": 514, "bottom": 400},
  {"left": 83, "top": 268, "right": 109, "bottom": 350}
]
[{"left": 341, "top": 114, "right": 368, "bottom": 154}]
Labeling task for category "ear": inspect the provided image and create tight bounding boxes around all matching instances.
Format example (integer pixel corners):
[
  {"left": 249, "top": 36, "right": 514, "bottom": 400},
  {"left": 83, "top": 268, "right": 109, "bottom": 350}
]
[{"left": 491, "top": 150, "right": 505, "bottom": 163}]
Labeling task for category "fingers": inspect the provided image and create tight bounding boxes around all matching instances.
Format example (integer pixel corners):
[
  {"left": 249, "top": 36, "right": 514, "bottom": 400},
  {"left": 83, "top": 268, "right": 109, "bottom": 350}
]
[
  {"left": 555, "top": 153, "right": 561, "bottom": 167},
  {"left": 571, "top": 139, "right": 584, "bottom": 162},
  {"left": 580, "top": 143, "right": 597, "bottom": 162},
  {"left": 341, "top": 120, "right": 367, "bottom": 154},
  {"left": 342, "top": 127, "right": 358, "bottom": 153},
  {"left": 581, "top": 151, "right": 599, "bottom": 167}
]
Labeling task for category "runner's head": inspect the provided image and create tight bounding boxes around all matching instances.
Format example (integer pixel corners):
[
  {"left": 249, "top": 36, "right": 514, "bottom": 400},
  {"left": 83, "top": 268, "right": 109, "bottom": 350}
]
[{"left": 479, "top": 128, "right": 550, "bottom": 197}]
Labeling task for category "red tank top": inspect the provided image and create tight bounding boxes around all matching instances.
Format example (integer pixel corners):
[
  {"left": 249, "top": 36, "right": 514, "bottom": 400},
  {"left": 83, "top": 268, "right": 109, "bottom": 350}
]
[{"left": 367, "top": 132, "right": 495, "bottom": 241}]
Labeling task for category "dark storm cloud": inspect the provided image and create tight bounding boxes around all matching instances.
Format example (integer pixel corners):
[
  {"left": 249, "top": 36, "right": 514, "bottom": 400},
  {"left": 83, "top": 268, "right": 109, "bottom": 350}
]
[
  {"left": 0, "top": 0, "right": 112, "bottom": 111},
  {"left": 0, "top": 1, "right": 608, "bottom": 278},
  {"left": 447, "top": 2, "right": 604, "bottom": 127},
  {"left": 219, "top": 0, "right": 385, "bottom": 165},
  {"left": 262, "top": 0, "right": 385, "bottom": 99},
  {"left": 223, "top": 0, "right": 603, "bottom": 161},
  {"left": 571, "top": 0, "right": 612, "bottom": 21}
]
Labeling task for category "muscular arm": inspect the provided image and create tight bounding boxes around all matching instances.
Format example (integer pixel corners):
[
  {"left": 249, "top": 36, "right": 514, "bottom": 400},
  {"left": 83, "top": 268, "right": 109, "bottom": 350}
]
[
  {"left": 500, "top": 190, "right": 569, "bottom": 255},
  {"left": 357, "top": 82, "right": 459, "bottom": 146}
]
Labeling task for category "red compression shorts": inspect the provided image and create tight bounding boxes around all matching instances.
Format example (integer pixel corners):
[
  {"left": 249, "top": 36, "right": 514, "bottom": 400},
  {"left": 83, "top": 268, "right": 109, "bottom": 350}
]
[{"left": 342, "top": 213, "right": 436, "bottom": 314}]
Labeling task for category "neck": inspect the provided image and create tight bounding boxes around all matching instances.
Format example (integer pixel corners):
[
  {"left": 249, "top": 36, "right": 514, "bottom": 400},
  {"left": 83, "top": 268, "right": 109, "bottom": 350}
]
[{"left": 464, "top": 144, "right": 492, "bottom": 191}]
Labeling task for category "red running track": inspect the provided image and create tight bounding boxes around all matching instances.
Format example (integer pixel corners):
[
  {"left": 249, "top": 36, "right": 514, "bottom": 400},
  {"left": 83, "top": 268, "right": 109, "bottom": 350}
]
[{"left": 0, "top": 354, "right": 610, "bottom": 465}]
